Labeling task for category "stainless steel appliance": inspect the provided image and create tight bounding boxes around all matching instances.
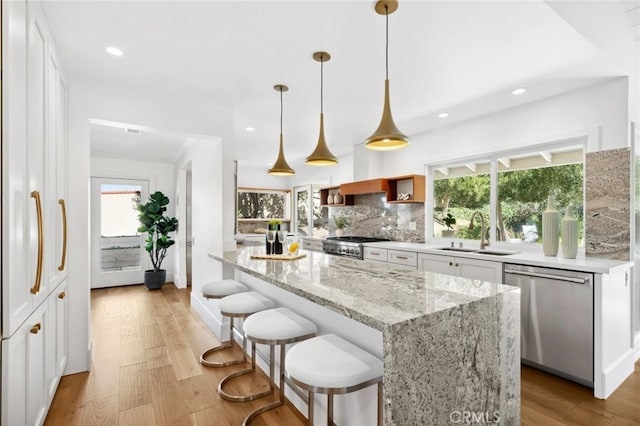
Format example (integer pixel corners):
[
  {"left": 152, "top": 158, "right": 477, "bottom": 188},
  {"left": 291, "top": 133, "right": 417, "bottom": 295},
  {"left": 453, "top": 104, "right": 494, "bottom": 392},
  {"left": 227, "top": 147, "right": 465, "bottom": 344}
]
[
  {"left": 504, "top": 263, "right": 594, "bottom": 386},
  {"left": 322, "top": 237, "right": 390, "bottom": 260}
]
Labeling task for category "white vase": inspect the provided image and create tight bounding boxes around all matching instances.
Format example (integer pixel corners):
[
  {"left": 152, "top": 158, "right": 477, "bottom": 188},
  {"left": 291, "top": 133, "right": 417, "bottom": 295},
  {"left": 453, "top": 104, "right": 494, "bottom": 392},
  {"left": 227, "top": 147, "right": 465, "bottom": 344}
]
[
  {"left": 334, "top": 192, "right": 343, "bottom": 204},
  {"left": 542, "top": 196, "right": 559, "bottom": 256},
  {"left": 335, "top": 228, "right": 345, "bottom": 237},
  {"left": 562, "top": 204, "right": 578, "bottom": 259},
  {"left": 326, "top": 193, "right": 334, "bottom": 205}
]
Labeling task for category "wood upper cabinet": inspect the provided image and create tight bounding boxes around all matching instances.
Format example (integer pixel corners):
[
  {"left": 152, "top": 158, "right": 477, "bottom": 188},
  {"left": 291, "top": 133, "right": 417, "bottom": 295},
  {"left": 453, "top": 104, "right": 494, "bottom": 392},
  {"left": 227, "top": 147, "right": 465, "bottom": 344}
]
[{"left": 319, "top": 175, "right": 425, "bottom": 206}]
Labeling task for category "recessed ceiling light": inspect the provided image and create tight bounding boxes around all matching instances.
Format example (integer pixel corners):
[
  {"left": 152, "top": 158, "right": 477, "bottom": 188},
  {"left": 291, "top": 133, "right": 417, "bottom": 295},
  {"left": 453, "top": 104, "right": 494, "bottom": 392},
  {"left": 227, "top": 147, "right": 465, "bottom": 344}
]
[
  {"left": 245, "top": 127, "right": 255, "bottom": 132},
  {"left": 512, "top": 87, "right": 527, "bottom": 95},
  {"left": 438, "top": 112, "right": 449, "bottom": 118},
  {"left": 105, "top": 46, "right": 123, "bottom": 57}
]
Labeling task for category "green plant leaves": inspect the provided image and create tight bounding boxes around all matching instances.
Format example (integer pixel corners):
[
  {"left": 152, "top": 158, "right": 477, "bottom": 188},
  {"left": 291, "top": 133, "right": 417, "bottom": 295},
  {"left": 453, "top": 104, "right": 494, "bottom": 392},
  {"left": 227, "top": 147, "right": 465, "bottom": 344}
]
[{"left": 137, "top": 191, "right": 178, "bottom": 271}]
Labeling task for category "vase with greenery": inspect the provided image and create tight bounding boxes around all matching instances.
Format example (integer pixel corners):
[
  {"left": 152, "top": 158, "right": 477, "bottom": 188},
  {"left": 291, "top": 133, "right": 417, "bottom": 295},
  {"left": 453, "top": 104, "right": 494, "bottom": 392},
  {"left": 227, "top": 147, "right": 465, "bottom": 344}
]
[
  {"left": 333, "top": 215, "right": 350, "bottom": 237},
  {"left": 442, "top": 213, "right": 456, "bottom": 238},
  {"left": 137, "top": 191, "right": 178, "bottom": 290}
]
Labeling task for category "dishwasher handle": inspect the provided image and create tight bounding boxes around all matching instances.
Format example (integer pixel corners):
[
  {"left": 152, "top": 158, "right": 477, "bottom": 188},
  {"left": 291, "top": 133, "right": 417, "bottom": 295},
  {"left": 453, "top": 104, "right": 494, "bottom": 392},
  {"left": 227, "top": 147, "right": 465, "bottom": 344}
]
[{"left": 504, "top": 268, "right": 590, "bottom": 285}]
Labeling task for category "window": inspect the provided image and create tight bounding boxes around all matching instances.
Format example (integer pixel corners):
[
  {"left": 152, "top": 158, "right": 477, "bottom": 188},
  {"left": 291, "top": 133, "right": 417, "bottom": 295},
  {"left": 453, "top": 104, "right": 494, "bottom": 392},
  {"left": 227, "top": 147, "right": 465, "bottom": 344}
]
[
  {"left": 431, "top": 144, "right": 584, "bottom": 246},
  {"left": 293, "top": 185, "right": 329, "bottom": 237},
  {"left": 237, "top": 188, "right": 291, "bottom": 220}
]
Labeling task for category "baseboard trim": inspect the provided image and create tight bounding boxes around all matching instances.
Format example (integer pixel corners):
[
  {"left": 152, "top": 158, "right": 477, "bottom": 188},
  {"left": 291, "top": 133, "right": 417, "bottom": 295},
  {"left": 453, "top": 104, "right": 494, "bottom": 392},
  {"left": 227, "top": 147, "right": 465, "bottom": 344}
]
[
  {"left": 596, "top": 349, "right": 635, "bottom": 399},
  {"left": 190, "top": 293, "right": 227, "bottom": 340}
]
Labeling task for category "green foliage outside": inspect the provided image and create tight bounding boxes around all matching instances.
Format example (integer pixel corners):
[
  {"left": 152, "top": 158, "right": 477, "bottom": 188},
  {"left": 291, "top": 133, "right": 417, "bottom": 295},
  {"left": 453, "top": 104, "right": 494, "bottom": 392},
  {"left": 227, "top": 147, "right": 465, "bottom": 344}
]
[
  {"left": 434, "top": 164, "right": 584, "bottom": 242},
  {"left": 237, "top": 191, "right": 285, "bottom": 218}
]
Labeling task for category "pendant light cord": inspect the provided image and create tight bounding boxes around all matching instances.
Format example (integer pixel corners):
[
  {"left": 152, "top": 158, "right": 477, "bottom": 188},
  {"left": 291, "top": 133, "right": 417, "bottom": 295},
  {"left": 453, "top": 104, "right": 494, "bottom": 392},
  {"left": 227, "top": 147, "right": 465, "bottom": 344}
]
[
  {"left": 385, "top": 4, "right": 389, "bottom": 80},
  {"left": 320, "top": 55, "right": 324, "bottom": 114},
  {"left": 280, "top": 87, "right": 283, "bottom": 133}
]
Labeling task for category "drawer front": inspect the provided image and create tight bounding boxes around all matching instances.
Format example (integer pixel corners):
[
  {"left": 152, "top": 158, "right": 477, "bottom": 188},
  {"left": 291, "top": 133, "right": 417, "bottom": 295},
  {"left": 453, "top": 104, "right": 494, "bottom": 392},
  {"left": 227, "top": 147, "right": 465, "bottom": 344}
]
[
  {"left": 388, "top": 250, "right": 418, "bottom": 267},
  {"left": 364, "top": 247, "right": 388, "bottom": 262}
]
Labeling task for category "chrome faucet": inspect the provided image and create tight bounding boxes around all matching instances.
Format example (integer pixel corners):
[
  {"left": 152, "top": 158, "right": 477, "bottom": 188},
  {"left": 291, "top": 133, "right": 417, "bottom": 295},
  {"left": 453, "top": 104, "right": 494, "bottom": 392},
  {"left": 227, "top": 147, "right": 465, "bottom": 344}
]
[{"left": 468, "top": 211, "right": 489, "bottom": 250}]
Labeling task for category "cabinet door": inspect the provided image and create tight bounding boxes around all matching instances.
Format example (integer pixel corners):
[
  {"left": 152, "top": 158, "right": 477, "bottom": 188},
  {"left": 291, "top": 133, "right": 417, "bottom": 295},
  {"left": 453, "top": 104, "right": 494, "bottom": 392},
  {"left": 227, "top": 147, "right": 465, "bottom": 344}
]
[
  {"left": 418, "top": 253, "right": 454, "bottom": 275},
  {"left": 364, "top": 247, "right": 388, "bottom": 263},
  {"left": 45, "top": 280, "right": 67, "bottom": 405},
  {"left": 456, "top": 257, "right": 503, "bottom": 283},
  {"left": 2, "top": 0, "right": 33, "bottom": 336},
  {"left": 27, "top": 1, "right": 50, "bottom": 307},
  {"left": 2, "top": 303, "right": 48, "bottom": 426},
  {"left": 388, "top": 250, "right": 417, "bottom": 268}
]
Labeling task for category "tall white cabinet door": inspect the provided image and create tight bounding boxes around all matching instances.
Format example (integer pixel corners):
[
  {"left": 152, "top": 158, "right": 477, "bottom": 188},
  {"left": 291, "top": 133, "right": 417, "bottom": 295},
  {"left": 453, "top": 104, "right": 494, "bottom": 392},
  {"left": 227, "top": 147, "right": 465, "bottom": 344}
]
[
  {"left": 45, "top": 40, "right": 68, "bottom": 289},
  {"left": 2, "top": 0, "right": 33, "bottom": 336},
  {"left": 26, "top": 1, "right": 49, "bottom": 308},
  {"left": 45, "top": 280, "right": 68, "bottom": 405},
  {"left": 1, "top": 302, "right": 48, "bottom": 426}
]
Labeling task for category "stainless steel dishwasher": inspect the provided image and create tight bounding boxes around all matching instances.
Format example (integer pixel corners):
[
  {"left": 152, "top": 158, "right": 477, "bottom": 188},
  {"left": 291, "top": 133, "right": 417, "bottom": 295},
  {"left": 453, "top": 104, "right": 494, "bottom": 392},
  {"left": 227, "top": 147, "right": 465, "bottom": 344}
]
[{"left": 504, "top": 263, "right": 593, "bottom": 386}]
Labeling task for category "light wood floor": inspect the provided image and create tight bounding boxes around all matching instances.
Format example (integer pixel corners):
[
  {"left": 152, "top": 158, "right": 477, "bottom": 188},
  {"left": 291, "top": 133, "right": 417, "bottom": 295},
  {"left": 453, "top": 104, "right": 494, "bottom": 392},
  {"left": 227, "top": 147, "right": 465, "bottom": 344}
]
[{"left": 45, "top": 283, "right": 640, "bottom": 426}]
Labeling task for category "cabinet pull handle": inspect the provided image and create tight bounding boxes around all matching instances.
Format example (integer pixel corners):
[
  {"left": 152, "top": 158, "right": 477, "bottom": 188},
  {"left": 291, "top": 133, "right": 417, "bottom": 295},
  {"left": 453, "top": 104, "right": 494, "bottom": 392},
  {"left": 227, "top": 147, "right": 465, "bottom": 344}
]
[
  {"left": 30, "top": 323, "right": 42, "bottom": 334},
  {"left": 455, "top": 263, "right": 459, "bottom": 267},
  {"left": 504, "top": 268, "right": 590, "bottom": 284},
  {"left": 30, "top": 191, "right": 44, "bottom": 295},
  {"left": 58, "top": 291, "right": 66, "bottom": 299},
  {"left": 449, "top": 262, "right": 453, "bottom": 266},
  {"left": 371, "top": 252, "right": 380, "bottom": 256},
  {"left": 396, "top": 256, "right": 409, "bottom": 260},
  {"left": 58, "top": 199, "right": 67, "bottom": 271}
]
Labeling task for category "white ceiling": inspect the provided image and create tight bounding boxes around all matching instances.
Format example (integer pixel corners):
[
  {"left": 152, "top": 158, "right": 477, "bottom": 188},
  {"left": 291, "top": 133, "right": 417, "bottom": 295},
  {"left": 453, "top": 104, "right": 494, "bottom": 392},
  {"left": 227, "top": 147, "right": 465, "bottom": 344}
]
[{"left": 41, "top": 1, "right": 629, "bottom": 167}]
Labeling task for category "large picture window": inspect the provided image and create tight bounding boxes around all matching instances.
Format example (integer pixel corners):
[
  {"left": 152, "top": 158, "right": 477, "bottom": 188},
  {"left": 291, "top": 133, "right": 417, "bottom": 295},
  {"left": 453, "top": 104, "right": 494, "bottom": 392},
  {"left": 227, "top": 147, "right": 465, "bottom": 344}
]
[
  {"left": 237, "top": 187, "right": 291, "bottom": 220},
  {"left": 431, "top": 144, "right": 584, "bottom": 246}
]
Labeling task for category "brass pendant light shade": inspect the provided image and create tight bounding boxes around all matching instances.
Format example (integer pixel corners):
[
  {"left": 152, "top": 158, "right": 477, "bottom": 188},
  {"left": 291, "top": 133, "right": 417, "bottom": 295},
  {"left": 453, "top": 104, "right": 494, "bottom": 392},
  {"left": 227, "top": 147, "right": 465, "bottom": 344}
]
[
  {"left": 365, "top": 0, "right": 410, "bottom": 151},
  {"left": 306, "top": 52, "right": 338, "bottom": 166},
  {"left": 268, "top": 85, "right": 295, "bottom": 176}
]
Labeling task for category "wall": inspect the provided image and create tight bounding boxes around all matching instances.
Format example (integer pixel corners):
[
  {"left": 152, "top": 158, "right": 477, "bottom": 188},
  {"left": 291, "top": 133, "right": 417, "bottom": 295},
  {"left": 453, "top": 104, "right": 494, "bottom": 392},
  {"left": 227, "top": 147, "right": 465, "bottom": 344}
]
[
  {"left": 381, "top": 78, "right": 629, "bottom": 177},
  {"left": 91, "top": 156, "right": 177, "bottom": 279},
  {"left": 67, "top": 78, "right": 232, "bottom": 374}
]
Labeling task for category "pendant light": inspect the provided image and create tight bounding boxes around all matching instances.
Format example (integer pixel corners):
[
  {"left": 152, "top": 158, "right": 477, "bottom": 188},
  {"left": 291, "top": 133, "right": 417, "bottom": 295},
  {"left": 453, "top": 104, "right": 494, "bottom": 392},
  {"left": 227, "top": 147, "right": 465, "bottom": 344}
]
[
  {"left": 365, "top": 0, "right": 410, "bottom": 151},
  {"left": 268, "top": 84, "right": 295, "bottom": 176},
  {"left": 305, "top": 51, "right": 338, "bottom": 166}
]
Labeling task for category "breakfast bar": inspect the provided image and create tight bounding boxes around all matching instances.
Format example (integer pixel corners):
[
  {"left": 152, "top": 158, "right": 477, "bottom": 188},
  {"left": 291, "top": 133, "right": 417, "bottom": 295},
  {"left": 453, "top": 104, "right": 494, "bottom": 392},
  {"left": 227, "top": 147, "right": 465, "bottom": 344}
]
[{"left": 208, "top": 245, "right": 521, "bottom": 425}]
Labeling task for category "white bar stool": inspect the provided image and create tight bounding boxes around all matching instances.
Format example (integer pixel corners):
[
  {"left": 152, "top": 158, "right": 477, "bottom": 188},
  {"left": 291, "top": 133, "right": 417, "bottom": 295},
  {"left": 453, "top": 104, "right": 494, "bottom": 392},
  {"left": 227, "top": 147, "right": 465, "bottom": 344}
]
[
  {"left": 218, "top": 308, "right": 317, "bottom": 425},
  {"left": 200, "top": 289, "right": 275, "bottom": 368},
  {"left": 285, "top": 334, "right": 384, "bottom": 426}
]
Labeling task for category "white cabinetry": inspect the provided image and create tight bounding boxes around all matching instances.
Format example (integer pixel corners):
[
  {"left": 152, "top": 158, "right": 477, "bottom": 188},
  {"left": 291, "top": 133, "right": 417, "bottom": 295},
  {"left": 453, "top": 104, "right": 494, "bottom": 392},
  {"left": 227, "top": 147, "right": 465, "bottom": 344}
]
[
  {"left": 388, "top": 250, "right": 417, "bottom": 268},
  {"left": 364, "top": 247, "right": 388, "bottom": 263},
  {"left": 2, "top": 1, "right": 69, "bottom": 424},
  {"left": 418, "top": 253, "right": 503, "bottom": 283}
]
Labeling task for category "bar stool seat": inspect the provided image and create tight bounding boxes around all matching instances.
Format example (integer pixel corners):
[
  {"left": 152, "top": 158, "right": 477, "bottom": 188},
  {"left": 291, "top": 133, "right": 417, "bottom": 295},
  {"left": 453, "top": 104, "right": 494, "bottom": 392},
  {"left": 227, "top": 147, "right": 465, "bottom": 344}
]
[
  {"left": 200, "top": 291, "right": 275, "bottom": 368},
  {"left": 219, "top": 308, "right": 317, "bottom": 426},
  {"left": 286, "top": 334, "right": 383, "bottom": 426},
  {"left": 202, "top": 279, "right": 248, "bottom": 299}
]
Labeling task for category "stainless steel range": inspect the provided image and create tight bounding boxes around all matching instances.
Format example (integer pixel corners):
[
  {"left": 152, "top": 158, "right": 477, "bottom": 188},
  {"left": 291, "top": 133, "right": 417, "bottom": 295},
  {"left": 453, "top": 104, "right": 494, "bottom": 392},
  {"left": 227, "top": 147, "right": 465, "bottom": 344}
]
[{"left": 322, "top": 236, "right": 390, "bottom": 259}]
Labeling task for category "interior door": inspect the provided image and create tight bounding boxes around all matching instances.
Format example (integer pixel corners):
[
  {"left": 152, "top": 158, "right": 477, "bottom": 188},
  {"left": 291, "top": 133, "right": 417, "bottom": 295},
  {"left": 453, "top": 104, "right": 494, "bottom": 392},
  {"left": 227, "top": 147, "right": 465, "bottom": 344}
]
[
  {"left": 186, "top": 170, "right": 192, "bottom": 286},
  {"left": 90, "top": 177, "right": 149, "bottom": 288}
]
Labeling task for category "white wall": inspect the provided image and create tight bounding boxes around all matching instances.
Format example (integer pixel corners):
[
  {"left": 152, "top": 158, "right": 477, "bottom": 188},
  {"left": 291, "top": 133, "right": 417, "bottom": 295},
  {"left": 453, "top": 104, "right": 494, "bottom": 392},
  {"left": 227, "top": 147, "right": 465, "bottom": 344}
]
[
  {"left": 382, "top": 78, "right": 629, "bottom": 176},
  {"left": 174, "top": 138, "right": 224, "bottom": 303},
  {"left": 91, "top": 156, "right": 177, "bottom": 280},
  {"left": 66, "top": 78, "right": 233, "bottom": 374}
]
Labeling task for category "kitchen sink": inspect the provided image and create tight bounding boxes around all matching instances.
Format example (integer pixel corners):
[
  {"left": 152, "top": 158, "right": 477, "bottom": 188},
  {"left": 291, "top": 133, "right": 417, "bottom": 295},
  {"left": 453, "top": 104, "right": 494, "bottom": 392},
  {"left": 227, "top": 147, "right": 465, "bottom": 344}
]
[
  {"left": 476, "top": 250, "right": 519, "bottom": 256},
  {"left": 437, "top": 247, "right": 479, "bottom": 253},
  {"left": 437, "top": 247, "right": 519, "bottom": 256}
]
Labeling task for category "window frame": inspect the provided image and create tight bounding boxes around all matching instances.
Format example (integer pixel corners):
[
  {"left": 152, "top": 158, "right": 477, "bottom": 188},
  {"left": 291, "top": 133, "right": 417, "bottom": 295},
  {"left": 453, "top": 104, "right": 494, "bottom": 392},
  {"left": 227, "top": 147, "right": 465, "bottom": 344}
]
[{"left": 426, "top": 138, "right": 587, "bottom": 247}]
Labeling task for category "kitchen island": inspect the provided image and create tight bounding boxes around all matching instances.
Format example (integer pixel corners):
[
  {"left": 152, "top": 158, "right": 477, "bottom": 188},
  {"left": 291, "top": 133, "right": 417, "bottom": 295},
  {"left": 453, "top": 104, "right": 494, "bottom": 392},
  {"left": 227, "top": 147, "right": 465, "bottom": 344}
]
[{"left": 208, "top": 245, "right": 520, "bottom": 425}]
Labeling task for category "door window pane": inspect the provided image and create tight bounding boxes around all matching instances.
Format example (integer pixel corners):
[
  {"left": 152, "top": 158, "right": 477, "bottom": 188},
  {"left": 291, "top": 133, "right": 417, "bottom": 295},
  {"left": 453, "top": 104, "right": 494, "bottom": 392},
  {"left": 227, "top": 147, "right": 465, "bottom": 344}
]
[{"left": 100, "top": 183, "right": 141, "bottom": 271}]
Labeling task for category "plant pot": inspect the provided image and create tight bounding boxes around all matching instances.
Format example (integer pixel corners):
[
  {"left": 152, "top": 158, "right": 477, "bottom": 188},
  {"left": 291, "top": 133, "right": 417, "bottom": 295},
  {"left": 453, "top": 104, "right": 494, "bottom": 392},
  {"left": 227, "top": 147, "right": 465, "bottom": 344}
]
[
  {"left": 442, "top": 230, "right": 455, "bottom": 238},
  {"left": 144, "top": 269, "right": 166, "bottom": 290},
  {"left": 335, "top": 229, "right": 345, "bottom": 237}
]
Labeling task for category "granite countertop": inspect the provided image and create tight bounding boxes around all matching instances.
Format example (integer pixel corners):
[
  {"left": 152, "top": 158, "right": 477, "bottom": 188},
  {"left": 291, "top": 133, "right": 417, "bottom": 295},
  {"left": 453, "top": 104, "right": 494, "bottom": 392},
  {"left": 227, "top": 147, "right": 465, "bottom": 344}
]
[
  {"left": 363, "top": 241, "right": 632, "bottom": 274},
  {"left": 209, "top": 245, "right": 517, "bottom": 331}
]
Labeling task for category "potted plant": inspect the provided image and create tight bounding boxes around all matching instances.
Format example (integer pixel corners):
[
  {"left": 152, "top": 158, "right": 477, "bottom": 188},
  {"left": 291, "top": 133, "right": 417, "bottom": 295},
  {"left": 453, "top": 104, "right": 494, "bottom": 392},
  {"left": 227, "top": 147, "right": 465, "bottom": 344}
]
[
  {"left": 333, "top": 215, "right": 350, "bottom": 237},
  {"left": 442, "top": 213, "right": 456, "bottom": 238},
  {"left": 137, "top": 191, "right": 178, "bottom": 290}
]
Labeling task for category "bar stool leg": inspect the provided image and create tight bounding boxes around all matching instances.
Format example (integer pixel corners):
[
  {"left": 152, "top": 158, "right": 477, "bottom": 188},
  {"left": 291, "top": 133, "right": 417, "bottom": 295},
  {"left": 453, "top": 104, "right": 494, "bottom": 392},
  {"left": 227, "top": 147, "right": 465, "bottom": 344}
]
[
  {"left": 308, "top": 391, "right": 314, "bottom": 426},
  {"left": 377, "top": 381, "right": 383, "bottom": 426},
  {"left": 242, "top": 343, "right": 287, "bottom": 426},
  {"left": 219, "top": 341, "right": 274, "bottom": 402},
  {"left": 327, "top": 393, "right": 333, "bottom": 426},
  {"left": 200, "top": 317, "right": 246, "bottom": 367}
]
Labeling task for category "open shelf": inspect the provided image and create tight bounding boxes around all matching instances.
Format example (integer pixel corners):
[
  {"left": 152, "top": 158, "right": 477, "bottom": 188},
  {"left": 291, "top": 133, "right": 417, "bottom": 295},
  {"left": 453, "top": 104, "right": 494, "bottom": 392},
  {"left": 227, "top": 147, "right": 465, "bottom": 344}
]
[
  {"left": 386, "top": 174, "right": 425, "bottom": 203},
  {"left": 319, "top": 186, "right": 354, "bottom": 207}
]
